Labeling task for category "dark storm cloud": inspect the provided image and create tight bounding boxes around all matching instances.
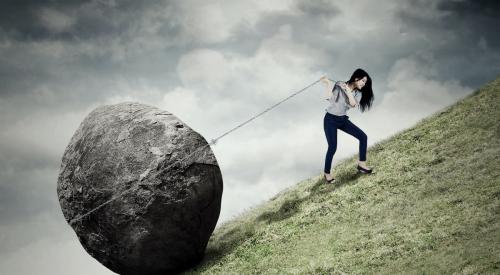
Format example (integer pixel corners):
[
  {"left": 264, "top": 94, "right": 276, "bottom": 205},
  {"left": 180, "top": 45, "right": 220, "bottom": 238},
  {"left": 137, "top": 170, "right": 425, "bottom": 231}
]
[
  {"left": 437, "top": 0, "right": 500, "bottom": 47},
  {"left": 296, "top": 0, "right": 340, "bottom": 18},
  {"left": 395, "top": 0, "right": 500, "bottom": 87},
  {"left": 0, "top": 0, "right": 152, "bottom": 41},
  {"left": 0, "top": 0, "right": 187, "bottom": 110},
  {"left": 254, "top": 0, "right": 341, "bottom": 39},
  {"left": 0, "top": 0, "right": 80, "bottom": 40},
  {"left": 397, "top": 0, "right": 500, "bottom": 47}
]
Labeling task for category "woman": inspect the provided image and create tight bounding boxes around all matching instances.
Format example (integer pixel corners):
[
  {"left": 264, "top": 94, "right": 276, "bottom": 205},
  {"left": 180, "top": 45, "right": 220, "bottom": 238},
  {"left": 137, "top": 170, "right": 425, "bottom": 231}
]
[{"left": 320, "top": 68, "right": 375, "bottom": 183}]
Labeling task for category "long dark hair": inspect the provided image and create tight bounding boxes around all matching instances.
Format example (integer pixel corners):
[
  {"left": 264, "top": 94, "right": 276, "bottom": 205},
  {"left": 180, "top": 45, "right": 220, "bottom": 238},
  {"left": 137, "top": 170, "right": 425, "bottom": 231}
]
[{"left": 346, "top": 68, "right": 374, "bottom": 112}]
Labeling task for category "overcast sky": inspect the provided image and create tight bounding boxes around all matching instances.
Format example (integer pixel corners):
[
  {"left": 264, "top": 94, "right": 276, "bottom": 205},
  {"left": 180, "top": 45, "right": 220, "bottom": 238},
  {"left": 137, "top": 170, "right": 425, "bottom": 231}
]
[{"left": 0, "top": 0, "right": 499, "bottom": 274}]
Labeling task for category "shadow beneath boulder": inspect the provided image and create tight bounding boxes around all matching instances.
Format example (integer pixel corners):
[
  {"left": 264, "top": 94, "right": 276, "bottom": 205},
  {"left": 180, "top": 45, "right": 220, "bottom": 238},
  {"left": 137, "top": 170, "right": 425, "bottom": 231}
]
[
  {"left": 186, "top": 169, "right": 365, "bottom": 272},
  {"left": 187, "top": 222, "right": 256, "bottom": 272}
]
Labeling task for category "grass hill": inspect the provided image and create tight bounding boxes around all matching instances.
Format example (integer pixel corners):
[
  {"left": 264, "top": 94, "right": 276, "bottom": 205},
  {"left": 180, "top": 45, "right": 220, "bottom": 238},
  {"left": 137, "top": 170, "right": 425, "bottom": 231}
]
[{"left": 184, "top": 77, "right": 500, "bottom": 274}]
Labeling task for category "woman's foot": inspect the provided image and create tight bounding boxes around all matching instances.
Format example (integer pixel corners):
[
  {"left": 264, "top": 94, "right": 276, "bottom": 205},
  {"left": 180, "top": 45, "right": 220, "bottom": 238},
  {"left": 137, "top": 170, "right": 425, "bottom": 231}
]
[
  {"left": 357, "top": 161, "right": 373, "bottom": 174},
  {"left": 323, "top": 173, "right": 335, "bottom": 183}
]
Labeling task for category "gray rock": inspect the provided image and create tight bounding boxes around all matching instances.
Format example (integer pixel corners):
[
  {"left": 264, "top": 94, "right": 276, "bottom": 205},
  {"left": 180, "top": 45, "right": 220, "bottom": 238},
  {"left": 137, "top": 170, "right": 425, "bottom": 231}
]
[{"left": 57, "top": 102, "right": 223, "bottom": 274}]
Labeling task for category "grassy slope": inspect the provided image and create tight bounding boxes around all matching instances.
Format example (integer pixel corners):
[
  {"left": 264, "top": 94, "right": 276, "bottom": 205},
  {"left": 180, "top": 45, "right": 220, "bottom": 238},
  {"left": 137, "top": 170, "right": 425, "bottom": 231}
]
[{"left": 185, "top": 77, "right": 500, "bottom": 274}]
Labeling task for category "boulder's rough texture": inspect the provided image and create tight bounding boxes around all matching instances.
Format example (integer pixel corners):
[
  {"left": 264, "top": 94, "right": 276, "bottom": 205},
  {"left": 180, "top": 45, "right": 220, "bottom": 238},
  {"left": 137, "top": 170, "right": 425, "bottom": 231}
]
[{"left": 57, "top": 102, "right": 223, "bottom": 275}]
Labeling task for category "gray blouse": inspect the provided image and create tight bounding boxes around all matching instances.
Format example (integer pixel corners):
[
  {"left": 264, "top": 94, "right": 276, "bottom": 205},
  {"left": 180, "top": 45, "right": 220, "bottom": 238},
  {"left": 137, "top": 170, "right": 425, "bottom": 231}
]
[{"left": 325, "top": 82, "right": 361, "bottom": 116}]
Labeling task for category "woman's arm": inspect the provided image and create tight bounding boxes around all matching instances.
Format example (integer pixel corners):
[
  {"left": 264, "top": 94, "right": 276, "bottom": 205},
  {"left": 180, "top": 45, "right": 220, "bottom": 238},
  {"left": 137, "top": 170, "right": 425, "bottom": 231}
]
[{"left": 345, "top": 91, "right": 358, "bottom": 107}]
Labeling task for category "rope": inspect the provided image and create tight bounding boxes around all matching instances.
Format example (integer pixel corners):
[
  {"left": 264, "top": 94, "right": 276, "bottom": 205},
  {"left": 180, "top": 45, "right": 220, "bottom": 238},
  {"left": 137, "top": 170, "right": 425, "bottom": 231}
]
[
  {"left": 209, "top": 78, "right": 322, "bottom": 144},
  {"left": 68, "top": 77, "right": 323, "bottom": 226}
]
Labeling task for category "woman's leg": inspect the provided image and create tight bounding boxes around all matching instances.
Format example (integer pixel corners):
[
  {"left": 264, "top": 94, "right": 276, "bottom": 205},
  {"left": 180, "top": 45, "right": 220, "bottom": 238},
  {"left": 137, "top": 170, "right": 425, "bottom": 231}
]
[
  {"left": 323, "top": 115, "right": 339, "bottom": 174},
  {"left": 339, "top": 119, "right": 367, "bottom": 161}
]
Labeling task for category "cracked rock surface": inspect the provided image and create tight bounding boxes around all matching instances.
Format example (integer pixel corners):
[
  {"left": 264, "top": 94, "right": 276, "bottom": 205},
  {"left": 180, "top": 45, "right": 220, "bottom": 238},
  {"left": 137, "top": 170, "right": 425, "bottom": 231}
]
[{"left": 56, "top": 102, "right": 223, "bottom": 275}]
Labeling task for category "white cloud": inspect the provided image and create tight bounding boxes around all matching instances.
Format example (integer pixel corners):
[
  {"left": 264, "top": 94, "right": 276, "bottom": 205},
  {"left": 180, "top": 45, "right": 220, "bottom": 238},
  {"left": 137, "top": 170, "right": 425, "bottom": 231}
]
[
  {"left": 158, "top": 86, "right": 202, "bottom": 123},
  {"left": 177, "top": 49, "right": 231, "bottom": 90},
  {"left": 176, "top": 23, "right": 327, "bottom": 103},
  {"left": 350, "top": 54, "right": 472, "bottom": 143}
]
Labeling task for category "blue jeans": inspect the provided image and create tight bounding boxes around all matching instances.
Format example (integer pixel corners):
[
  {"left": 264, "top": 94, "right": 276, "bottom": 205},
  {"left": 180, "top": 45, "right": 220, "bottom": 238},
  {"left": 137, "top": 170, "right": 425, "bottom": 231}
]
[{"left": 323, "top": 112, "right": 367, "bottom": 174}]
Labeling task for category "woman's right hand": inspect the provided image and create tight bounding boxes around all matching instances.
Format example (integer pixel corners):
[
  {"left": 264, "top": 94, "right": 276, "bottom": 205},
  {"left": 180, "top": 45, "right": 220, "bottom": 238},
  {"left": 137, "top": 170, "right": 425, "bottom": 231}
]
[
  {"left": 320, "top": 75, "right": 330, "bottom": 84},
  {"left": 339, "top": 82, "right": 351, "bottom": 92}
]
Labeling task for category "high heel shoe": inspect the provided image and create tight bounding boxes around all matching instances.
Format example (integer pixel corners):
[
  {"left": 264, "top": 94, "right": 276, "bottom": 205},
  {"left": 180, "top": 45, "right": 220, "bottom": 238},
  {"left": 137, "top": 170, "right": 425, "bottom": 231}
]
[
  {"left": 357, "top": 165, "right": 373, "bottom": 174},
  {"left": 323, "top": 174, "right": 336, "bottom": 183}
]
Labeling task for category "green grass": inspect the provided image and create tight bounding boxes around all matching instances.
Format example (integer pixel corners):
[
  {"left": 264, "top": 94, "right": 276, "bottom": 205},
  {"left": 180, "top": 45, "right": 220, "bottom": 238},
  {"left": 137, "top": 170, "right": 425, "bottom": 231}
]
[{"left": 183, "top": 77, "right": 500, "bottom": 274}]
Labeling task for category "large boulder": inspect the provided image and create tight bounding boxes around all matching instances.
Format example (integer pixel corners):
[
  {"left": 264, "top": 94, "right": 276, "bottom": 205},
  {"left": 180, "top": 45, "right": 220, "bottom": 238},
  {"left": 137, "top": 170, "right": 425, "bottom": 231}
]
[{"left": 57, "top": 102, "right": 223, "bottom": 274}]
